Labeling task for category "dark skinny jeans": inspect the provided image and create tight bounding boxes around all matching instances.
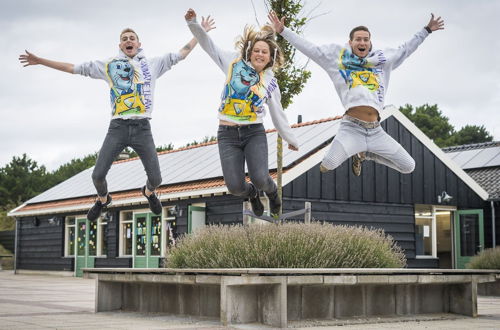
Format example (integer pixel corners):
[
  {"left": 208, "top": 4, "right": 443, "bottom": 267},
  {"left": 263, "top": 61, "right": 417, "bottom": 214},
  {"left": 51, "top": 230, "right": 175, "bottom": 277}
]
[
  {"left": 92, "top": 118, "right": 161, "bottom": 197},
  {"left": 217, "top": 123, "right": 277, "bottom": 198}
]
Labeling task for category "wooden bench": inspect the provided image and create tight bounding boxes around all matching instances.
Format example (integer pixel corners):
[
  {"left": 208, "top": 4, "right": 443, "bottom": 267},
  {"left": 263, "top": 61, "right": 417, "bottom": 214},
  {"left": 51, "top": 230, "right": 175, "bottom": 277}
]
[{"left": 84, "top": 268, "right": 500, "bottom": 328}]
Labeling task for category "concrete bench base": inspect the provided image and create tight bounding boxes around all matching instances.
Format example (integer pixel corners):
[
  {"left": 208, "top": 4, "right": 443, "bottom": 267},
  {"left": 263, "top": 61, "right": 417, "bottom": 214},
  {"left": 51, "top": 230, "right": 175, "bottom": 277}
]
[
  {"left": 85, "top": 268, "right": 500, "bottom": 328},
  {"left": 478, "top": 275, "right": 500, "bottom": 296}
]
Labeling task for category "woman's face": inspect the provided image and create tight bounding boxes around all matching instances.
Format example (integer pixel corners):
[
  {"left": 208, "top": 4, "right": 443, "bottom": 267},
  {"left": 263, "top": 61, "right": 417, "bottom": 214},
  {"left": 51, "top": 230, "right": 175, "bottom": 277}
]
[{"left": 250, "top": 41, "right": 271, "bottom": 72}]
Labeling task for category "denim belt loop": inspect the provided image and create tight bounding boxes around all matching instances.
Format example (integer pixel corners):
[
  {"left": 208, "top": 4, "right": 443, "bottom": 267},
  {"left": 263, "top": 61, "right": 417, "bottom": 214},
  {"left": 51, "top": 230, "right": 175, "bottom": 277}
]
[{"left": 343, "top": 114, "right": 380, "bottom": 129}]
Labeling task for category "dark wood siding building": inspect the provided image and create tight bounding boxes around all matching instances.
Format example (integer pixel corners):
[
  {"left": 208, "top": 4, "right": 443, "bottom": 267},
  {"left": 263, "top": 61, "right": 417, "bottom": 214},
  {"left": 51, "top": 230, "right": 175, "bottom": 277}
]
[{"left": 10, "top": 107, "right": 490, "bottom": 275}]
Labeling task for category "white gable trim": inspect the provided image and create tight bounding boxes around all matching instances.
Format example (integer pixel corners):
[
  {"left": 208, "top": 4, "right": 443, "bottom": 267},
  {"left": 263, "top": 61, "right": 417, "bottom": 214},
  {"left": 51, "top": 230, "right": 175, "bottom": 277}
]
[
  {"left": 282, "top": 105, "right": 489, "bottom": 201},
  {"left": 388, "top": 105, "right": 489, "bottom": 200}
]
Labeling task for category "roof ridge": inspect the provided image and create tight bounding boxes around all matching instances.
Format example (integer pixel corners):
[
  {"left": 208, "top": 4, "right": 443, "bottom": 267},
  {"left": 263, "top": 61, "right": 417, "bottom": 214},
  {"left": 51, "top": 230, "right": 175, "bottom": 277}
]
[{"left": 442, "top": 141, "right": 500, "bottom": 152}]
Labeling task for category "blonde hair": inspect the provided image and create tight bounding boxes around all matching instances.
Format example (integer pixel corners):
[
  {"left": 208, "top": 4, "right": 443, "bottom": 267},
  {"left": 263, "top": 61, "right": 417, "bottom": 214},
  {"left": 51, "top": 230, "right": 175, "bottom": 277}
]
[
  {"left": 235, "top": 25, "right": 284, "bottom": 71},
  {"left": 120, "top": 28, "right": 139, "bottom": 41}
]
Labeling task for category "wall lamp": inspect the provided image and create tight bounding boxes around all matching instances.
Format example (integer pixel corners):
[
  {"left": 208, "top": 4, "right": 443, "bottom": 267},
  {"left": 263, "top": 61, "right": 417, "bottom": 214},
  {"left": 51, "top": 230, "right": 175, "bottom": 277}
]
[{"left": 437, "top": 191, "right": 453, "bottom": 204}]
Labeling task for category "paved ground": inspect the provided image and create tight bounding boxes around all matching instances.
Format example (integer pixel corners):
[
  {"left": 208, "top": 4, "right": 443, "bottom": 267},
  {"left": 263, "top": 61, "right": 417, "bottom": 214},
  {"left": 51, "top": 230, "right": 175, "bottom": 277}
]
[{"left": 0, "top": 271, "right": 499, "bottom": 329}]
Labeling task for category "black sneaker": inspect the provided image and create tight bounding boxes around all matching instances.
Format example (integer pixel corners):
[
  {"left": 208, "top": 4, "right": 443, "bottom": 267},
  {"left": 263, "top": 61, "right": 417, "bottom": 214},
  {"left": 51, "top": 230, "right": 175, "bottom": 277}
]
[
  {"left": 267, "top": 190, "right": 282, "bottom": 216},
  {"left": 142, "top": 186, "right": 163, "bottom": 215},
  {"left": 249, "top": 184, "right": 264, "bottom": 216},
  {"left": 87, "top": 194, "right": 112, "bottom": 221}
]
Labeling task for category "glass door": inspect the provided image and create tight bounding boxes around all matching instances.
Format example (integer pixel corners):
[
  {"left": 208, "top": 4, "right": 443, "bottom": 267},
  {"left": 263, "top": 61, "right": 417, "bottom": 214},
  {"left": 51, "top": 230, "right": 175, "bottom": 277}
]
[
  {"left": 133, "top": 213, "right": 161, "bottom": 268},
  {"left": 454, "top": 209, "right": 484, "bottom": 269},
  {"left": 75, "top": 217, "right": 95, "bottom": 277}
]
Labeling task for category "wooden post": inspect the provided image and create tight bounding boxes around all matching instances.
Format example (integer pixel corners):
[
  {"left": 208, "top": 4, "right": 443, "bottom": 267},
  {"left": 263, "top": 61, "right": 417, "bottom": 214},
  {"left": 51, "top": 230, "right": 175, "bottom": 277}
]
[
  {"left": 304, "top": 202, "right": 311, "bottom": 224},
  {"left": 243, "top": 201, "right": 251, "bottom": 225}
]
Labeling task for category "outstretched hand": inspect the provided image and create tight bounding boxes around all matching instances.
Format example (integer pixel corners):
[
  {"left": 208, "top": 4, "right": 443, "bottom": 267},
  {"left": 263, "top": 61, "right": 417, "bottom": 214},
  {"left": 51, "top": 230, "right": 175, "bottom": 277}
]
[
  {"left": 19, "top": 50, "right": 40, "bottom": 67},
  {"left": 201, "top": 15, "right": 216, "bottom": 32},
  {"left": 288, "top": 144, "right": 299, "bottom": 151},
  {"left": 185, "top": 8, "right": 196, "bottom": 21},
  {"left": 426, "top": 13, "right": 444, "bottom": 32},
  {"left": 267, "top": 10, "right": 285, "bottom": 33}
]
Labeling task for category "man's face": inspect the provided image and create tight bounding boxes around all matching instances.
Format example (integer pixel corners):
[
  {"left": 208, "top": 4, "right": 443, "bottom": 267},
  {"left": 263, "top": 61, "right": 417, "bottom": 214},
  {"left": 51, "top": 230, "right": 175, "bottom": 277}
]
[
  {"left": 119, "top": 32, "right": 141, "bottom": 58},
  {"left": 349, "top": 31, "right": 371, "bottom": 58}
]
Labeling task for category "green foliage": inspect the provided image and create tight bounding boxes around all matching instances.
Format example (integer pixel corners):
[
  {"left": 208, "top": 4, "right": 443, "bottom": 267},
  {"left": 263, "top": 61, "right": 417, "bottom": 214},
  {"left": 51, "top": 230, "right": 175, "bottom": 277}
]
[
  {"left": 182, "top": 136, "right": 217, "bottom": 148},
  {"left": 48, "top": 153, "right": 97, "bottom": 187},
  {"left": 400, "top": 104, "right": 455, "bottom": 147},
  {"left": 0, "top": 203, "right": 16, "bottom": 230},
  {"left": 166, "top": 222, "right": 406, "bottom": 268},
  {"left": 0, "top": 244, "right": 14, "bottom": 270},
  {"left": 400, "top": 104, "right": 494, "bottom": 147},
  {"left": 267, "top": 0, "right": 311, "bottom": 109},
  {"left": 467, "top": 247, "right": 500, "bottom": 270},
  {"left": 0, "top": 154, "right": 51, "bottom": 206},
  {"left": 451, "top": 125, "right": 493, "bottom": 146},
  {"left": 266, "top": 0, "right": 312, "bottom": 214}
]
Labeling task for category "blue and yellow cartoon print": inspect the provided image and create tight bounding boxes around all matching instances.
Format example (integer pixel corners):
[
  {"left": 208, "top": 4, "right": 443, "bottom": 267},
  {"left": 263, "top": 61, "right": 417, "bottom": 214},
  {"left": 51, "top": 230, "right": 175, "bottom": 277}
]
[
  {"left": 219, "top": 59, "right": 265, "bottom": 122},
  {"left": 338, "top": 48, "right": 379, "bottom": 92},
  {"left": 106, "top": 59, "right": 146, "bottom": 116}
]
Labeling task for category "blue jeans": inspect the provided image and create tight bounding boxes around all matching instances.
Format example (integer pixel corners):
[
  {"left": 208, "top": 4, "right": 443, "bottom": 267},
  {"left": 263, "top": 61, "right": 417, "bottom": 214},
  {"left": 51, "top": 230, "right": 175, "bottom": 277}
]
[
  {"left": 217, "top": 124, "right": 276, "bottom": 198},
  {"left": 92, "top": 119, "right": 161, "bottom": 197}
]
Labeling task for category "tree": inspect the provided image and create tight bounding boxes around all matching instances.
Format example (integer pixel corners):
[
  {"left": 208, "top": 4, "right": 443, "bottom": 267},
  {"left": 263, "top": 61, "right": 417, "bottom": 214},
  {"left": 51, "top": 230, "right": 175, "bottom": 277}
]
[
  {"left": 400, "top": 104, "right": 454, "bottom": 147},
  {"left": 49, "top": 153, "right": 97, "bottom": 187},
  {"left": 451, "top": 125, "right": 493, "bottom": 146},
  {"left": 0, "top": 154, "right": 51, "bottom": 206},
  {"left": 266, "top": 0, "right": 312, "bottom": 215},
  {"left": 400, "top": 104, "right": 494, "bottom": 147}
]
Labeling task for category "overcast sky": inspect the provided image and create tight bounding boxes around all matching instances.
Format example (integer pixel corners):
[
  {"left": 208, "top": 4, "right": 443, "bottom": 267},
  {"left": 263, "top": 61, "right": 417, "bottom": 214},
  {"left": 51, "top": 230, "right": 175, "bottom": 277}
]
[{"left": 2, "top": 0, "right": 499, "bottom": 171}]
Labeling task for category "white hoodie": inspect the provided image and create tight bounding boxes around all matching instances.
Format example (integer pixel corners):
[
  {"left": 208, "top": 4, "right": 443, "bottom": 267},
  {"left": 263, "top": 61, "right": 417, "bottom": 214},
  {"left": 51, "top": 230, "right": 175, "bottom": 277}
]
[
  {"left": 187, "top": 18, "right": 298, "bottom": 149},
  {"left": 74, "top": 49, "right": 182, "bottom": 119},
  {"left": 281, "top": 27, "right": 430, "bottom": 113}
]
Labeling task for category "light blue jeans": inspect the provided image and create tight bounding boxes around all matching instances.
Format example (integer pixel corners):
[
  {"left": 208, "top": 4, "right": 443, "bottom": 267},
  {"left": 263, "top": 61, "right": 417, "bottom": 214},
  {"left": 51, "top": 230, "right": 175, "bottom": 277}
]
[{"left": 321, "top": 116, "right": 415, "bottom": 173}]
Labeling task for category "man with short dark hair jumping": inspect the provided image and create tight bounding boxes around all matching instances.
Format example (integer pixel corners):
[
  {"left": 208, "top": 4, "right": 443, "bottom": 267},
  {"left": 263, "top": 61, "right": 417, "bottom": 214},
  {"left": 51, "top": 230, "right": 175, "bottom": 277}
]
[{"left": 269, "top": 11, "right": 444, "bottom": 176}]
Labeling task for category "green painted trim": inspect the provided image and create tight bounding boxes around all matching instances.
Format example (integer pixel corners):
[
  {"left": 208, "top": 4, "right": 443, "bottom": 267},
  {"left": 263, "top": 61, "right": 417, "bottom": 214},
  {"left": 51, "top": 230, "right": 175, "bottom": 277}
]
[
  {"left": 454, "top": 209, "right": 484, "bottom": 269},
  {"left": 133, "top": 212, "right": 162, "bottom": 268},
  {"left": 187, "top": 206, "right": 205, "bottom": 234}
]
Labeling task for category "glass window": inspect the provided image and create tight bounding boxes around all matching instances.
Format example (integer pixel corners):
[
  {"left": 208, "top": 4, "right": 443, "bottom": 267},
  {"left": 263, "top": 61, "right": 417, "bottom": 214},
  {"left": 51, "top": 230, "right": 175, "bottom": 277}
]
[
  {"left": 459, "top": 214, "right": 480, "bottom": 256},
  {"left": 135, "top": 216, "right": 147, "bottom": 256},
  {"left": 120, "top": 211, "right": 133, "bottom": 256},
  {"left": 162, "top": 206, "right": 177, "bottom": 256},
  {"left": 151, "top": 215, "right": 162, "bottom": 256},
  {"left": 415, "top": 217, "right": 433, "bottom": 256},
  {"left": 88, "top": 219, "right": 97, "bottom": 256},
  {"left": 98, "top": 217, "right": 108, "bottom": 256},
  {"left": 77, "top": 221, "right": 86, "bottom": 256},
  {"left": 65, "top": 217, "right": 76, "bottom": 257}
]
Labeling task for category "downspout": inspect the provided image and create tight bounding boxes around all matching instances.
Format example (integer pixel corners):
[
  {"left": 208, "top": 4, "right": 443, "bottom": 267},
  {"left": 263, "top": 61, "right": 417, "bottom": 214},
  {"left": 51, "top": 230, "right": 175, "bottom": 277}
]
[
  {"left": 14, "top": 218, "right": 18, "bottom": 274},
  {"left": 492, "top": 200, "right": 496, "bottom": 248}
]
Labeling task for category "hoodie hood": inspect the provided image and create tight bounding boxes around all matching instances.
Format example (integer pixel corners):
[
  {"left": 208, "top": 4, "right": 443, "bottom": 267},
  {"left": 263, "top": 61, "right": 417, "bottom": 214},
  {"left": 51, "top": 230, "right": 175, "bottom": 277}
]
[{"left": 118, "top": 48, "right": 146, "bottom": 60}]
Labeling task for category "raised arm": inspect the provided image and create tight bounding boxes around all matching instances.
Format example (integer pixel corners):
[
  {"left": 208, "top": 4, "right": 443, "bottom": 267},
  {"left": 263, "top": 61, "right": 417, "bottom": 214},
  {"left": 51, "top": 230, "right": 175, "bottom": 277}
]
[
  {"left": 179, "top": 10, "right": 216, "bottom": 60},
  {"left": 268, "top": 11, "right": 340, "bottom": 69},
  {"left": 185, "top": 8, "right": 236, "bottom": 73},
  {"left": 19, "top": 50, "right": 74, "bottom": 73},
  {"left": 386, "top": 13, "right": 445, "bottom": 70}
]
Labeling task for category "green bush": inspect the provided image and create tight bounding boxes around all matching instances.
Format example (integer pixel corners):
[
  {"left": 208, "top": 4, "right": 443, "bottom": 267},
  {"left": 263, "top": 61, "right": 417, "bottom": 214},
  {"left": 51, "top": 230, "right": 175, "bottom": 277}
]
[
  {"left": 467, "top": 247, "right": 500, "bottom": 270},
  {"left": 0, "top": 243, "right": 13, "bottom": 270},
  {"left": 166, "top": 222, "right": 406, "bottom": 268}
]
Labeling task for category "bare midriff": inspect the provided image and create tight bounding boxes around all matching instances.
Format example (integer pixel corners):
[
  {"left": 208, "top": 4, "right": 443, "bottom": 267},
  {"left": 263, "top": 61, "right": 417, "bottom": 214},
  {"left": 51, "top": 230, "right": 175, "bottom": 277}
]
[
  {"left": 345, "top": 106, "right": 379, "bottom": 122},
  {"left": 219, "top": 119, "right": 241, "bottom": 126}
]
